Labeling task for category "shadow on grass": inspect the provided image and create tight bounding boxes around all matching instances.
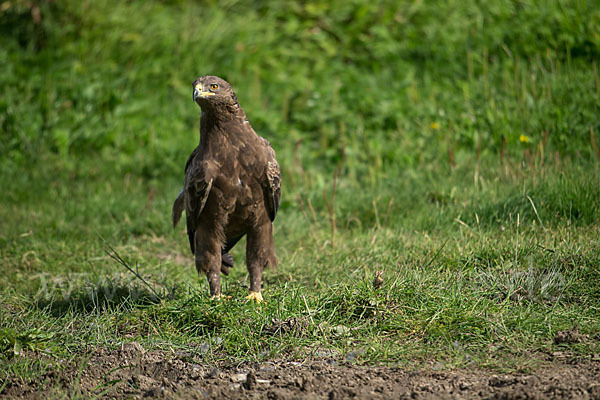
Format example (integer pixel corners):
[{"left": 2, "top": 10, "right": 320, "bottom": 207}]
[{"left": 33, "top": 278, "right": 171, "bottom": 317}]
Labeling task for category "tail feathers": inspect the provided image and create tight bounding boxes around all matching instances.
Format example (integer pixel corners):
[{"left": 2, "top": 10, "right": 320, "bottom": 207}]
[{"left": 172, "top": 190, "right": 185, "bottom": 227}]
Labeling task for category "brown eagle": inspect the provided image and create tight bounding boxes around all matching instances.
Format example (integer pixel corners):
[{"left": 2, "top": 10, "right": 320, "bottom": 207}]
[{"left": 172, "top": 76, "right": 281, "bottom": 302}]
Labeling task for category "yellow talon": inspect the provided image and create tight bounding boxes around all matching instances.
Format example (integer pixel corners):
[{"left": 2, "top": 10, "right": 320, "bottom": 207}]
[
  {"left": 246, "top": 291, "right": 264, "bottom": 303},
  {"left": 210, "top": 294, "right": 231, "bottom": 300}
]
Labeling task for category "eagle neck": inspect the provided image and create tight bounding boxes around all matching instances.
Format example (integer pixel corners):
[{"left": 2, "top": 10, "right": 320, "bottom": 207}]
[{"left": 199, "top": 106, "right": 249, "bottom": 148}]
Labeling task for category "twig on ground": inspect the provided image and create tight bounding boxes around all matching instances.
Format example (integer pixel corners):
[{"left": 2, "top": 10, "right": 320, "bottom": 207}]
[{"left": 100, "top": 237, "right": 163, "bottom": 300}]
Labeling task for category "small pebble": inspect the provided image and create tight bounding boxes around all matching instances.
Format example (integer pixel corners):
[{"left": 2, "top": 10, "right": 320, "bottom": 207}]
[{"left": 231, "top": 373, "right": 247, "bottom": 383}]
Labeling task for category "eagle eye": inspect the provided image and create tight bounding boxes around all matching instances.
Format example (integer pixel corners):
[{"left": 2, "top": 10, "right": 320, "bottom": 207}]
[{"left": 210, "top": 84, "right": 219, "bottom": 90}]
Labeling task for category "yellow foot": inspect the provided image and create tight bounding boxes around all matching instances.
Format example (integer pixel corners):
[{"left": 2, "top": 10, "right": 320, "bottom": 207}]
[
  {"left": 245, "top": 291, "right": 264, "bottom": 303},
  {"left": 210, "top": 294, "right": 231, "bottom": 301}
]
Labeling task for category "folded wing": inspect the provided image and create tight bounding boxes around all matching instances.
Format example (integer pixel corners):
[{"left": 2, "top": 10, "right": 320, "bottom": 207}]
[{"left": 263, "top": 143, "right": 281, "bottom": 222}]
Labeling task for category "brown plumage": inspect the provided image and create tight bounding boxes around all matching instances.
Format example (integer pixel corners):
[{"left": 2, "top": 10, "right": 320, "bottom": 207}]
[{"left": 172, "top": 76, "right": 281, "bottom": 302}]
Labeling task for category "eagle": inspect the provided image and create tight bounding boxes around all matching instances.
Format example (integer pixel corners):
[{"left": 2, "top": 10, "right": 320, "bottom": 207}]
[{"left": 172, "top": 76, "right": 281, "bottom": 302}]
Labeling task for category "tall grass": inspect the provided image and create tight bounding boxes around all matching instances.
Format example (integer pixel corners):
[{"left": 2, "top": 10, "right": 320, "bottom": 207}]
[{"left": 1, "top": 0, "right": 598, "bottom": 185}]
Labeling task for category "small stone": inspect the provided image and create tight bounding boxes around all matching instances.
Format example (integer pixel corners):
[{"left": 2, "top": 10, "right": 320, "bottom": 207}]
[
  {"left": 346, "top": 351, "right": 357, "bottom": 362},
  {"left": 231, "top": 373, "right": 248, "bottom": 383}
]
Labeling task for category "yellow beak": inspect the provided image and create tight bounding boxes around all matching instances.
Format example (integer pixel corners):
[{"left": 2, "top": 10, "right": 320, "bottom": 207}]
[{"left": 193, "top": 85, "right": 216, "bottom": 101}]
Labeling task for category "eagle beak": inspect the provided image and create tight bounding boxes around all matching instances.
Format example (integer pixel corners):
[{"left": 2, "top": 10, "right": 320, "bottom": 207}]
[{"left": 193, "top": 86, "right": 215, "bottom": 102}]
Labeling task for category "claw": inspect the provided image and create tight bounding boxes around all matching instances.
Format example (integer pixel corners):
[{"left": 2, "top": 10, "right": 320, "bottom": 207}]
[
  {"left": 210, "top": 294, "right": 231, "bottom": 301},
  {"left": 245, "top": 291, "right": 264, "bottom": 303}
]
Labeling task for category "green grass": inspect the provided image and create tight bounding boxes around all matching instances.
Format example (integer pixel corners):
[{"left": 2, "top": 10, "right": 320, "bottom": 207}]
[
  {"left": 1, "top": 0, "right": 600, "bottom": 393},
  {"left": 1, "top": 161, "right": 599, "bottom": 380}
]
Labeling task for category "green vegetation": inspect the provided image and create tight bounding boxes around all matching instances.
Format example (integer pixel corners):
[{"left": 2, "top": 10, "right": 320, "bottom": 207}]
[{"left": 1, "top": 0, "right": 599, "bottom": 393}]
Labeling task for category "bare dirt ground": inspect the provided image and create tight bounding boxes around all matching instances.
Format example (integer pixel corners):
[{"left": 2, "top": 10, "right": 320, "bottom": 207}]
[{"left": 4, "top": 343, "right": 600, "bottom": 399}]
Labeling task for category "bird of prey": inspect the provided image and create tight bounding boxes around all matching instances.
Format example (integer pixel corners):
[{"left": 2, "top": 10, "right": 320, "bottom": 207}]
[{"left": 172, "top": 76, "right": 281, "bottom": 302}]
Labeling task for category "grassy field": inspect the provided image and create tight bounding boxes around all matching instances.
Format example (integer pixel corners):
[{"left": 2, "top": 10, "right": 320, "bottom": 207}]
[{"left": 1, "top": 0, "right": 600, "bottom": 394}]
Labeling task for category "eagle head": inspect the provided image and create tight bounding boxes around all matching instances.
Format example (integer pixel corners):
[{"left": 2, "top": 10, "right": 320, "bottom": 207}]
[{"left": 192, "top": 76, "right": 238, "bottom": 110}]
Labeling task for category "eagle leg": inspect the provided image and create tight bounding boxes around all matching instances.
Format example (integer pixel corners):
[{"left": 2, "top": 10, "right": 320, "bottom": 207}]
[
  {"left": 245, "top": 222, "right": 277, "bottom": 299},
  {"left": 206, "top": 265, "right": 222, "bottom": 297},
  {"left": 194, "top": 228, "right": 224, "bottom": 297}
]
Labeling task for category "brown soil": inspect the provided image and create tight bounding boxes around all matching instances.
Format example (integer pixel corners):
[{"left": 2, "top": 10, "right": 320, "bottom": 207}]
[{"left": 3, "top": 343, "right": 600, "bottom": 399}]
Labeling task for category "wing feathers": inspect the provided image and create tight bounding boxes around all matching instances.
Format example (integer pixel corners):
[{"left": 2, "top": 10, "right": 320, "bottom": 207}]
[
  {"left": 185, "top": 177, "right": 213, "bottom": 254},
  {"left": 264, "top": 158, "right": 281, "bottom": 221}
]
